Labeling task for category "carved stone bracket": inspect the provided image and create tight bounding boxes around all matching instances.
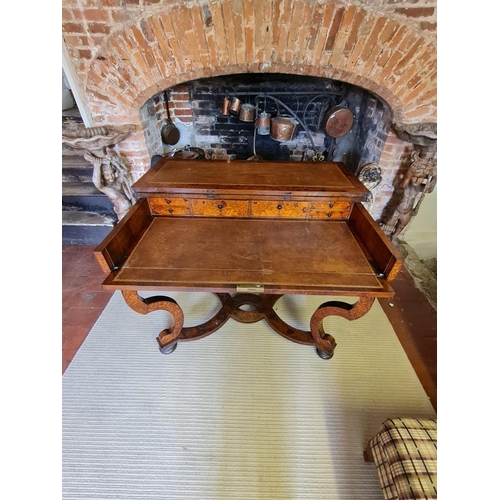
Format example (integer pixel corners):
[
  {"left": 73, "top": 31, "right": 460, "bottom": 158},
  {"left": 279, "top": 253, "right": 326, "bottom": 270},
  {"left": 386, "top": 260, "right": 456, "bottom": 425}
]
[
  {"left": 62, "top": 124, "right": 137, "bottom": 220},
  {"left": 392, "top": 122, "right": 437, "bottom": 151},
  {"left": 121, "top": 291, "right": 376, "bottom": 359},
  {"left": 380, "top": 123, "right": 437, "bottom": 240}
]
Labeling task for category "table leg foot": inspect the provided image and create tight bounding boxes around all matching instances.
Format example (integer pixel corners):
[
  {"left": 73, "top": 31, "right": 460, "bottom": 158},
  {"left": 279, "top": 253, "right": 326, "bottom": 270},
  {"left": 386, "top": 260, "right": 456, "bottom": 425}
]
[
  {"left": 315, "top": 347, "right": 334, "bottom": 360},
  {"left": 314, "top": 333, "right": 337, "bottom": 359},
  {"left": 158, "top": 341, "right": 178, "bottom": 355}
]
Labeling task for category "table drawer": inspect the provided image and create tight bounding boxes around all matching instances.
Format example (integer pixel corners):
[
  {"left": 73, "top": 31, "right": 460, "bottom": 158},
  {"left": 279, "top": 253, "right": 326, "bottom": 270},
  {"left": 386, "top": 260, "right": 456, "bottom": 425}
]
[
  {"left": 192, "top": 199, "right": 250, "bottom": 217},
  {"left": 148, "top": 198, "right": 192, "bottom": 216},
  {"left": 309, "top": 201, "right": 351, "bottom": 219},
  {"left": 251, "top": 201, "right": 308, "bottom": 218}
]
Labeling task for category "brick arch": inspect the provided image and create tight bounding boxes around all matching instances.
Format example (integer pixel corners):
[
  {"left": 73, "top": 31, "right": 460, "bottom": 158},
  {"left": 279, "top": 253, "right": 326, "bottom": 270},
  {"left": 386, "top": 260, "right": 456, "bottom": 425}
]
[
  {"left": 86, "top": 1, "right": 435, "bottom": 124},
  {"left": 81, "top": 0, "right": 436, "bottom": 172}
]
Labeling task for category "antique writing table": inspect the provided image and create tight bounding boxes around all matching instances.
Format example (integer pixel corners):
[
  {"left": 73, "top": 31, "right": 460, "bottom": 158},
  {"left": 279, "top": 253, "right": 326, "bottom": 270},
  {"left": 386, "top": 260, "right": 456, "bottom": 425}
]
[{"left": 94, "top": 159, "right": 403, "bottom": 359}]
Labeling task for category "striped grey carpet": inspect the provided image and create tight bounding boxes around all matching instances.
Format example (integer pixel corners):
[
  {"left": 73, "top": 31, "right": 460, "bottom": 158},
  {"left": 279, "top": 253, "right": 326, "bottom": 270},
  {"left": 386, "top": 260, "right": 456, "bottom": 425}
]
[{"left": 62, "top": 292, "right": 436, "bottom": 500}]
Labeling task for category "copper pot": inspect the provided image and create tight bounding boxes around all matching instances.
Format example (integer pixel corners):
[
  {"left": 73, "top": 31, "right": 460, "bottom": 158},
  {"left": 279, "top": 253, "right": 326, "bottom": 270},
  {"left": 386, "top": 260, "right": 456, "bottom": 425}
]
[
  {"left": 229, "top": 97, "right": 242, "bottom": 115},
  {"left": 170, "top": 146, "right": 205, "bottom": 160},
  {"left": 221, "top": 96, "right": 231, "bottom": 115},
  {"left": 239, "top": 103, "right": 256, "bottom": 122},
  {"left": 270, "top": 115, "right": 298, "bottom": 142},
  {"left": 257, "top": 111, "right": 271, "bottom": 135}
]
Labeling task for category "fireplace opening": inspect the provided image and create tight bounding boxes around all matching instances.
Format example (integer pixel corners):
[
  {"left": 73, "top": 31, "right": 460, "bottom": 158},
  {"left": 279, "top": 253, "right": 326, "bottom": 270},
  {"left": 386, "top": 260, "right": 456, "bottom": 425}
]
[{"left": 140, "top": 73, "right": 392, "bottom": 173}]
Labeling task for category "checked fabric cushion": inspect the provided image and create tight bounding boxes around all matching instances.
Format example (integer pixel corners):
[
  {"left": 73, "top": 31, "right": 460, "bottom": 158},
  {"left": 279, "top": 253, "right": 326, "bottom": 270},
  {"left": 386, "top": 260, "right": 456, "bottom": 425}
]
[{"left": 369, "top": 417, "right": 437, "bottom": 500}]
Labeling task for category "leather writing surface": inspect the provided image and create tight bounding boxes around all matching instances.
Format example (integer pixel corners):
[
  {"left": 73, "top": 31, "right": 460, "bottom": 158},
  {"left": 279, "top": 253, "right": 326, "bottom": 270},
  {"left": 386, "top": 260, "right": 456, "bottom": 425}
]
[{"left": 112, "top": 217, "right": 383, "bottom": 290}]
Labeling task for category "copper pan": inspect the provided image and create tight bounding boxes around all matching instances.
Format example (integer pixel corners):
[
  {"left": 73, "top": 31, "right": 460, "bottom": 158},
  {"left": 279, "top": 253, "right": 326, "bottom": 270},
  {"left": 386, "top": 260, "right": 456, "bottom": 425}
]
[
  {"left": 161, "top": 91, "right": 181, "bottom": 145},
  {"left": 324, "top": 105, "right": 353, "bottom": 138}
]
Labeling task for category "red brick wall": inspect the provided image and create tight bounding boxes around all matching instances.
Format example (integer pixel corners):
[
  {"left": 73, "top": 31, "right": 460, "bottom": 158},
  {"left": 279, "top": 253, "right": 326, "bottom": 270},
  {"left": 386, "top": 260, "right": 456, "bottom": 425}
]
[
  {"left": 62, "top": 0, "right": 437, "bottom": 186},
  {"left": 168, "top": 86, "right": 194, "bottom": 123}
]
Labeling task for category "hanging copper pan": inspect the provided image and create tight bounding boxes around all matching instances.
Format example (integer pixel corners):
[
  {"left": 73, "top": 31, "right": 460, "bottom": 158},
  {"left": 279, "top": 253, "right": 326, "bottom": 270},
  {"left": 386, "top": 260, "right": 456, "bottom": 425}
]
[
  {"left": 324, "top": 105, "right": 354, "bottom": 138},
  {"left": 161, "top": 91, "right": 181, "bottom": 145}
]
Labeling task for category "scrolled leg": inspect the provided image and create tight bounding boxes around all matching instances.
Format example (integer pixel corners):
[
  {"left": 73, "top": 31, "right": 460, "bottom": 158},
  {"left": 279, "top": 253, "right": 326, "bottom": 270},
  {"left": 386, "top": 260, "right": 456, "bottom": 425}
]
[
  {"left": 310, "top": 297, "right": 375, "bottom": 359},
  {"left": 120, "top": 291, "right": 376, "bottom": 359},
  {"left": 122, "top": 291, "right": 184, "bottom": 354}
]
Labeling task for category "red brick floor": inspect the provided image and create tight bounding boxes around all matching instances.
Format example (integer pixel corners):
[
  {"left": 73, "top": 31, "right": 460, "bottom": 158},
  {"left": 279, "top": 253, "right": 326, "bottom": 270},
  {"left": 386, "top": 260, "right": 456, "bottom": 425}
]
[
  {"left": 62, "top": 244, "right": 437, "bottom": 411},
  {"left": 62, "top": 245, "right": 114, "bottom": 374}
]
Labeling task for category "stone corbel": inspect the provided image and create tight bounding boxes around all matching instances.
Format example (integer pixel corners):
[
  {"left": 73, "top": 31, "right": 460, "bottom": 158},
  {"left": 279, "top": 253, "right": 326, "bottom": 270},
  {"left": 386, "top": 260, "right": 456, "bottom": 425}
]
[
  {"left": 379, "top": 123, "right": 437, "bottom": 241},
  {"left": 62, "top": 124, "right": 137, "bottom": 220},
  {"left": 392, "top": 122, "right": 437, "bottom": 150}
]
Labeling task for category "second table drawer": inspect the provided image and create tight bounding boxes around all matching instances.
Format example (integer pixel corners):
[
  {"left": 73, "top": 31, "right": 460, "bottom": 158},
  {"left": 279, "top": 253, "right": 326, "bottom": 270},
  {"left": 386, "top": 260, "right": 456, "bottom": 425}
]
[{"left": 192, "top": 199, "right": 250, "bottom": 217}]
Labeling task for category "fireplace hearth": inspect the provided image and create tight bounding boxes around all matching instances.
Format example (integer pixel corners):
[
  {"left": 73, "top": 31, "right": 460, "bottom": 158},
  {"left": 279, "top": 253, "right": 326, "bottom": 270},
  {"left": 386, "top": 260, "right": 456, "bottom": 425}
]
[{"left": 140, "top": 73, "right": 392, "bottom": 173}]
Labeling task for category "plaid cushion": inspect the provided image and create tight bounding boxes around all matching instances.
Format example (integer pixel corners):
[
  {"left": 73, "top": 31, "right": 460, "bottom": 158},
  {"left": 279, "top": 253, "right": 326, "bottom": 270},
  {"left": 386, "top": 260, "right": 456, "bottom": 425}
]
[{"left": 369, "top": 418, "right": 437, "bottom": 500}]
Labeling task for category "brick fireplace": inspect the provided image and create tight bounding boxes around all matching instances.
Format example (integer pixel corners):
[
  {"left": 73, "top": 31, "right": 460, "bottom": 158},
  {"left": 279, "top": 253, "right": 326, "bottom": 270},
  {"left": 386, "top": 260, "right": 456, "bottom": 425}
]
[{"left": 62, "top": 0, "right": 436, "bottom": 223}]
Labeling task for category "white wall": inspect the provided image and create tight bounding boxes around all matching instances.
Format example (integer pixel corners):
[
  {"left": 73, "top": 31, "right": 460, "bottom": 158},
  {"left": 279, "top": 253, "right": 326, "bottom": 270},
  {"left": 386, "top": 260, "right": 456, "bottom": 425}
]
[
  {"left": 402, "top": 186, "right": 437, "bottom": 261},
  {"left": 62, "top": 69, "right": 75, "bottom": 110}
]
